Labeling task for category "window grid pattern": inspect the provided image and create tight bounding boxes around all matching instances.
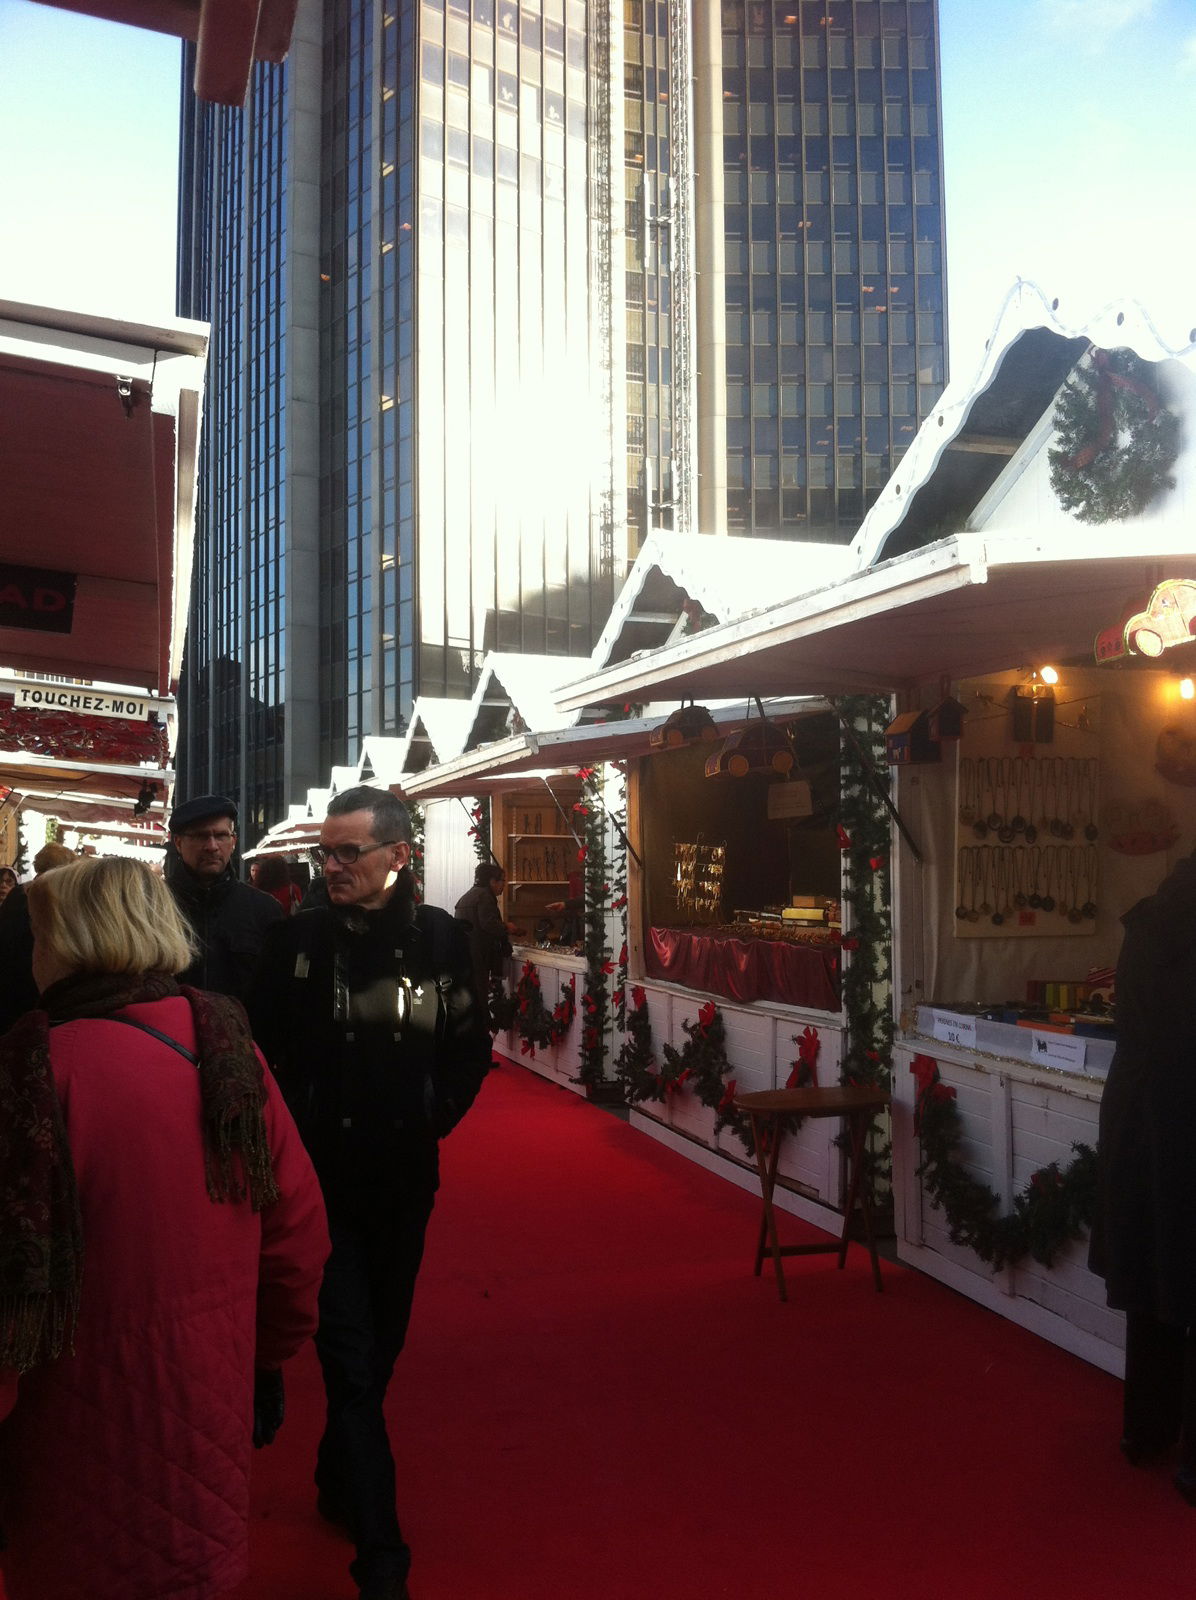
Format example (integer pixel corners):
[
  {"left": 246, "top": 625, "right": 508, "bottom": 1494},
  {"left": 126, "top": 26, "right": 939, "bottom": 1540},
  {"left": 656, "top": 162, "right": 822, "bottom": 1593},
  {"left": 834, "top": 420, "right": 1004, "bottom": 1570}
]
[
  {"left": 319, "top": 0, "right": 376, "bottom": 771},
  {"left": 719, "top": 0, "right": 945, "bottom": 536},
  {"left": 622, "top": 0, "right": 673, "bottom": 545},
  {"left": 178, "top": 52, "right": 290, "bottom": 838}
]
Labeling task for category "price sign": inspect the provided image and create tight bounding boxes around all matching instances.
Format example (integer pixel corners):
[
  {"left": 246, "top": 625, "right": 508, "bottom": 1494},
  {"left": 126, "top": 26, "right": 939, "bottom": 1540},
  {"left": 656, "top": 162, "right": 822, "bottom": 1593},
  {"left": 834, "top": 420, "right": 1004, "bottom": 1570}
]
[
  {"left": 928, "top": 1009, "right": 977, "bottom": 1049},
  {"left": 1029, "top": 1030, "right": 1087, "bottom": 1072}
]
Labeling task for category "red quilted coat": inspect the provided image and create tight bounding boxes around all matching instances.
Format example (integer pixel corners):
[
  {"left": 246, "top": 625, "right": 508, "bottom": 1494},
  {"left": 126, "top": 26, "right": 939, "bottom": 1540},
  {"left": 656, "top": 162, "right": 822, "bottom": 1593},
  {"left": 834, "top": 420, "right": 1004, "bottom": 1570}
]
[{"left": 0, "top": 996, "right": 330, "bottom": 1600}]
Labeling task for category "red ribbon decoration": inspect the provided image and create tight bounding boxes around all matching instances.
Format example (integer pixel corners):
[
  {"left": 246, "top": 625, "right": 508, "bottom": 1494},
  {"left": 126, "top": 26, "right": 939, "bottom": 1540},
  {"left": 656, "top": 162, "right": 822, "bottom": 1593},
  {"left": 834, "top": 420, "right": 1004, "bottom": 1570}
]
[
  {"left": 718, "top": 1077, "right": 739, "bottom": 1115},
  {"left": 1064, "top": 348, "right": 1161, "bottom": 471}
]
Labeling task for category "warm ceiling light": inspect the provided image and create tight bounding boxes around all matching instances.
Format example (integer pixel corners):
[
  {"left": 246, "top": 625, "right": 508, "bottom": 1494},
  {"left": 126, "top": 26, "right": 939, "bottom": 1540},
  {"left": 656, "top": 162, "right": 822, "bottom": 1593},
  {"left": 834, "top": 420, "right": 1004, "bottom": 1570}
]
[
  {"left": 1039, "top": 665, "right": 1059, "bottom": 685},
  {"left": 1180, "top": 677, "right": 1195, "bottom": 701}
]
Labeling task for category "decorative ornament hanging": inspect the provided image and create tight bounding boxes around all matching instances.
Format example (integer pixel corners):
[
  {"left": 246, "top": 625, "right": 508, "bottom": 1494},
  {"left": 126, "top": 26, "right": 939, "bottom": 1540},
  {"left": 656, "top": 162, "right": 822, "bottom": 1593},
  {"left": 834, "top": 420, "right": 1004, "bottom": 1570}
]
[{"left": 1048, "top": 347, "right": 1179, "bottom": 525}]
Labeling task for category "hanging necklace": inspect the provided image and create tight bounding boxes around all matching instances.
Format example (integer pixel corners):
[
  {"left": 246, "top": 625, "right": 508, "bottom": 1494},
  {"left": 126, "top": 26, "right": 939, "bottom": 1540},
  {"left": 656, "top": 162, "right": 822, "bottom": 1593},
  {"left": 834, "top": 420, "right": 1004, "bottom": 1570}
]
[
  {"left": 959, "top": 758, "right": 977, "bottom": 827},
  {"left": 1082, "top": 846, "right": 1099, "bottom": 919}
]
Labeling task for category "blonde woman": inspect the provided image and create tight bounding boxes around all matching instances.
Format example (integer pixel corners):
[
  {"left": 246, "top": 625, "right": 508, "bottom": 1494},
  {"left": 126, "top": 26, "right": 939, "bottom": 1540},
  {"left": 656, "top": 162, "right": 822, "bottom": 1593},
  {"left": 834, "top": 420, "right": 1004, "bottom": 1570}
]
[{"left": 0, "top": 856, "right": 329, "bottom": 1600}]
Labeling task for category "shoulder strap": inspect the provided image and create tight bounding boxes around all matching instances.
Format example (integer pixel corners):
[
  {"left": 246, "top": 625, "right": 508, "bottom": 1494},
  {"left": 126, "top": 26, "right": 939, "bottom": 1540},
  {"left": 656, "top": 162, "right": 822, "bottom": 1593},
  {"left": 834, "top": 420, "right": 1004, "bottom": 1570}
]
[{"left": 88, "top": 1014, "right": 200, "bottom": 1066}]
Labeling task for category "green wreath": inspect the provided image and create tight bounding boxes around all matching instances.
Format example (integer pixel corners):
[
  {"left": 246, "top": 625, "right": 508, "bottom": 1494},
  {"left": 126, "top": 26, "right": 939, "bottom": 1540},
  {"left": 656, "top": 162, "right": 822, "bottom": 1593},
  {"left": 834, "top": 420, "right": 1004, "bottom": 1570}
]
[{"left": 1048, "top": 347, "right": 1179, "bottom": 525}]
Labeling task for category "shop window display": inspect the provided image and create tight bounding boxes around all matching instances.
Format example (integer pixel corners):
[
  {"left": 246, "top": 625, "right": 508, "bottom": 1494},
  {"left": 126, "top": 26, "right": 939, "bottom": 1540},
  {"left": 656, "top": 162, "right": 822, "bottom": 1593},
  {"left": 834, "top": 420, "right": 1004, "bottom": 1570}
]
[{"left": 637, "top": 711, "right": 842, "bottom": 1009}]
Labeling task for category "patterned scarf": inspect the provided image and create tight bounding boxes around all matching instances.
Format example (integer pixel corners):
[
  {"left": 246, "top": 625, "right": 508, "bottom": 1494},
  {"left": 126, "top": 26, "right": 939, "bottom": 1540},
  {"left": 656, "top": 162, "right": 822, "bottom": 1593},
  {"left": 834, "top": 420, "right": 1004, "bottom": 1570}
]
[{"left": 0, "top": 970, "right": 279, "bottom": 1375}]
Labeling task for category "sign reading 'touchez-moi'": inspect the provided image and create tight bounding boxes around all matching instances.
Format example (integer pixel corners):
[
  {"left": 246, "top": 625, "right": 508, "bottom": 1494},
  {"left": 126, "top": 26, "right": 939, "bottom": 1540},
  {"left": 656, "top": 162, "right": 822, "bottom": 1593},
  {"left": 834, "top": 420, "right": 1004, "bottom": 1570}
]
[
  {"left": 0, "top": 563, "right": 77, "bottom": 635},
  {"left": 11, "top": 685, "right": 154, "bottom": 722}
]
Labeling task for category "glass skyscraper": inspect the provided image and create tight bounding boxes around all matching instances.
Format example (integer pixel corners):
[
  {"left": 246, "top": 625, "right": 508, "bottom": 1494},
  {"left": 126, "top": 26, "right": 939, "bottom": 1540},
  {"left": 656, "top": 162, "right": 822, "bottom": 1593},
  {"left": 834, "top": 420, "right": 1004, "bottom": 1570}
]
[{"left": 177, "top": 0, "right": 946, "bottom": 827}]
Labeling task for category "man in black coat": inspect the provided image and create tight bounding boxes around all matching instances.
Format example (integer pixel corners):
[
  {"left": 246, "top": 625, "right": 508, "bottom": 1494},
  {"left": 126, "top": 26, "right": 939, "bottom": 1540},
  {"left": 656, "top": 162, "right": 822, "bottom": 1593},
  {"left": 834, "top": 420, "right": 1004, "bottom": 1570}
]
[
  {"left": 247, "top": 785, "right": 491, "bottom": 1600},
  {"left": 165, "top": 794, "right": 282, "bottom": 1001},
  {"left": 454, "top": 862, "right": 513, "bottom": 1026},
  {"left": 1090, "top": 850, "right": 1196, "bottom": 1504}
]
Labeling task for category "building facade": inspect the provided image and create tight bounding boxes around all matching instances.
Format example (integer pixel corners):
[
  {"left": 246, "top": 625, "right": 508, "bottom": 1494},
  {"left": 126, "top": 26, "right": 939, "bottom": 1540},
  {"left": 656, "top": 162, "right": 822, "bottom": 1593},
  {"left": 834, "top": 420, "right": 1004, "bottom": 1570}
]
[{"left": 177, "top": 0, "right": 945, "bottom": 828}]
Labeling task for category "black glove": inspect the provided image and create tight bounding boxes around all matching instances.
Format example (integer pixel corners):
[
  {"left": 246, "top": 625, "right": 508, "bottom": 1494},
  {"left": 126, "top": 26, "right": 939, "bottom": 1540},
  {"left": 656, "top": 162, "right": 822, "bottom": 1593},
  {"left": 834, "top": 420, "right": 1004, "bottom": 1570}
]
[{"left": 252, "top": 1367, "right": 285, "bottom": 1448}]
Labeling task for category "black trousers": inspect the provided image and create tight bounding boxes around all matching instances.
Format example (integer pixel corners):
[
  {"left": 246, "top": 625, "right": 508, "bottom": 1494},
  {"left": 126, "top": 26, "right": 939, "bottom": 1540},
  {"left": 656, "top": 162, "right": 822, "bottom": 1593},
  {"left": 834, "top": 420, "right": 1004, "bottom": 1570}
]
[
  {"left": 315, "top": 1188, "right": 436, "bottom": 1588},
  {"left": 1123, "top": 1311, "right": 1196, "bottom": 1462}
]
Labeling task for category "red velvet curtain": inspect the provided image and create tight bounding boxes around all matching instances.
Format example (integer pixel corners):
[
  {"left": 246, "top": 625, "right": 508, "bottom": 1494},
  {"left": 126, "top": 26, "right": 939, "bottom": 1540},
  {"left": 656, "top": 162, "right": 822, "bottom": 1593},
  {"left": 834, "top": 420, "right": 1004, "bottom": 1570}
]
[{"left": 645, "top": 927, "right": 840, "bottom": 1011}]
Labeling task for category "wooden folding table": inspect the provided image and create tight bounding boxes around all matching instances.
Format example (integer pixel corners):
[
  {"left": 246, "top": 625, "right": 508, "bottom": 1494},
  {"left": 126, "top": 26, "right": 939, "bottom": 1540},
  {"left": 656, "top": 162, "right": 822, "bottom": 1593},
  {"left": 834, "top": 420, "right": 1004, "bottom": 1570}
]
[{"left": 734, "top": 1084, "right": 891, "bottom": 1301}]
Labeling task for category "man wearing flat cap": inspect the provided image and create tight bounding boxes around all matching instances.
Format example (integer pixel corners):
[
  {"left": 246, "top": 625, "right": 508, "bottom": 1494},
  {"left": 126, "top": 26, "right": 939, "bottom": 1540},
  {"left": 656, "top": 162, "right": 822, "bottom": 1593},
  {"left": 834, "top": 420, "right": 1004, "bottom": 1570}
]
[{"left": 166, "top": 794, "right": 283, "bottom": 1001}]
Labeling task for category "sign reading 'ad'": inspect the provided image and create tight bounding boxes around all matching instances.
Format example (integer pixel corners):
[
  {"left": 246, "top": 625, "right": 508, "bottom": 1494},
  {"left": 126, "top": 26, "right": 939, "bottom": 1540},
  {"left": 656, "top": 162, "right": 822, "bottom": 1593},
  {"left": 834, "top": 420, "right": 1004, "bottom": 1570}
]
[{"left": 0, "top": 564, "right": 77, "bottom": 634}]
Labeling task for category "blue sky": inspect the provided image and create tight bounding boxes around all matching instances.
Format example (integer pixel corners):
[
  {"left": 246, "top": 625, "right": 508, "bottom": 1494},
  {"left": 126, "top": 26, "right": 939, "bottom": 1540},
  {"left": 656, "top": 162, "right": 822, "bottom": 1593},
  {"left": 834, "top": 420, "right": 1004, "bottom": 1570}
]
[{"left": 0, "top": 0, "right": 1193, "bottom": 381}]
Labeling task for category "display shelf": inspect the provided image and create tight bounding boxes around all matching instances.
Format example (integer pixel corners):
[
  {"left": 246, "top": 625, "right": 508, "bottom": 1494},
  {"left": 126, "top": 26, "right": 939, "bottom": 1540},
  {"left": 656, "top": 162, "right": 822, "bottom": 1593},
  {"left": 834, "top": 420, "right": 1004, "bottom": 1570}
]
[{"left": 508, "top": 832, "right": 572, "bottom": 841}]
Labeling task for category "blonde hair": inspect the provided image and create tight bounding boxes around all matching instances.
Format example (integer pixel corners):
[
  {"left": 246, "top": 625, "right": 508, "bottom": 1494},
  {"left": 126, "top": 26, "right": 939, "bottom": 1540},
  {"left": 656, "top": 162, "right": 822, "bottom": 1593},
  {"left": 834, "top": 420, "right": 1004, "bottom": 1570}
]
[{"left": 28, "top": 856, "right": 197, "bottom": 978}]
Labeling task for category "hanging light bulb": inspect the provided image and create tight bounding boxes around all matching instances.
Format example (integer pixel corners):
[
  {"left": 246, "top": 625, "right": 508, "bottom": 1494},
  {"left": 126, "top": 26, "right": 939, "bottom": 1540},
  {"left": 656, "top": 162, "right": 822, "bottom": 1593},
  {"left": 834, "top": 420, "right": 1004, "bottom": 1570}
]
[
  {"left": 1180, "top": 677, "right": 1194, "bottom": 701},
  {"left": 1039, "top": 665, "right": 1059, "bottom": 685}
]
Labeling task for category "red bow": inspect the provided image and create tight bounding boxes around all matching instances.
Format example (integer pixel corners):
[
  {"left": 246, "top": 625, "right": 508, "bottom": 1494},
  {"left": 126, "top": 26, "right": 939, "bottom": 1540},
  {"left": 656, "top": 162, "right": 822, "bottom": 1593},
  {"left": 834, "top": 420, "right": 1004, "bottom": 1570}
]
[
  {"left": 698, "top": 1000, "right": 717, "bottom": 1031},
  {"left": 665, "top": 1068, "right": 692, "bottom": 1097},
  {"left": 836, "top": 824, "right": 852, "bottom": 850},
  {"left": 631, "top": 985, "right": 647, "bottom": 1009},
  {"left": 718, "top": 1077, "right": 738, "bottom": 1115}
]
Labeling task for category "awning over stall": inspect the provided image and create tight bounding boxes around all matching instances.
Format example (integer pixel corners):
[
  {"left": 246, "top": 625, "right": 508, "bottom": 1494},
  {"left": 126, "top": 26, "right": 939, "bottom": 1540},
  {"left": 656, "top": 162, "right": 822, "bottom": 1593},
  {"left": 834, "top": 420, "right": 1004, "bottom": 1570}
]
[
  {"left": 0, "top": 301, "right": 207, "bottom": 696},
  {"left": 555, "top": 533, "right": 1196, "bottom": 707},
  {"left": 403, "top": 698, "right": 826, "bottom": 800}
]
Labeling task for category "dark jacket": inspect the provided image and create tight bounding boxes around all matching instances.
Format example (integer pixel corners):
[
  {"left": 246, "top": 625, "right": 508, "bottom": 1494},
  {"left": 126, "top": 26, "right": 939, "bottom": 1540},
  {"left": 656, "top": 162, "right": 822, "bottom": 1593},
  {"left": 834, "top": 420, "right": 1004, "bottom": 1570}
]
[
  {"left": 166, "top": 856, "right": 284, "bottom": 1002},
  {"left": 454, "top": 881, "right": 512, "bottom": 1002},
  {"left": 1090, "top": 852, "right": 1196, "bottom": 1323},
  {"left": 0, "top": 885, "right": 36, "bottom": 1034},
  {"left": 246, "top": 889, "right": 491, "bottom": 1206}
]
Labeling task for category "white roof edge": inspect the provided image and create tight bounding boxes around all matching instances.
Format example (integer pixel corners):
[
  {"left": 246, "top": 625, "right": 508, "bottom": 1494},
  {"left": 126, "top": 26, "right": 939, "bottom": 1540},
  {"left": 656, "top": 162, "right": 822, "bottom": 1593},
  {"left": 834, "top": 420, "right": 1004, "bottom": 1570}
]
[{"left": 852, "top": 279, "right": 1196, "bottom": 571}]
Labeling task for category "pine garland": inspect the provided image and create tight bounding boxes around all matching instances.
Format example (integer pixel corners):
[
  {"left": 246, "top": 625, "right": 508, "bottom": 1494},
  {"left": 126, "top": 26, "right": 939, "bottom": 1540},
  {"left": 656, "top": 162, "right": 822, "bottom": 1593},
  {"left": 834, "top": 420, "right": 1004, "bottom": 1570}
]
[
  {"left": 408, "top": 801, "right": 425, "bottom": 903},
  {"left": 615, "top": 985, "right": 660, "bottom": 1100},
  {"left": 618, "top": 989, "right": 754, "bottom": 1154},
  {"left": 610, "top": 780, "right": 630, "bottom": 1032},
  {"left": 1048, "top": 347, "right": 1179, "bottom": 525},
  {"left": 467, "top": 799, "right": 491, "bottom": 867},
  {"left": 911, "top": 1054, "right": 1096, "bottom": 1270},
  {"left": 834, "top": 695, "right": 895, "bottom": 1201},
  {"left": 576, "top": 767, "right": 614, "bottom": 1087},
  {"left": 505, "top": 960, "right": 576, "bottom": 1058}
]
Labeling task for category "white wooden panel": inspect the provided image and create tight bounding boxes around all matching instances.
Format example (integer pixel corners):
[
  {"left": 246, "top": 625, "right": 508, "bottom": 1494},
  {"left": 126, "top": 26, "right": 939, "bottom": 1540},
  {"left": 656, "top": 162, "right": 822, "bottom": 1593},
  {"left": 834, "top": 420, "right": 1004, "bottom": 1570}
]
[
  {"left": 717, "top": 1004, "right": 774, "bottom": 1092},
  {"left": 422, "top": 797, "right": 475, "bottom": 913}
]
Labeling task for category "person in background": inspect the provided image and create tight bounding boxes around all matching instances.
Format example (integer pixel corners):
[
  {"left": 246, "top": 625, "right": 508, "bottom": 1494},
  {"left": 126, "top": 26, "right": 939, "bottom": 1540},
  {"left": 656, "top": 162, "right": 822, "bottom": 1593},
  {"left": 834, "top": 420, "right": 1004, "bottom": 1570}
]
[
  {"left": 0, "top": 842, "right": 76, "bottom": 1035},
  {"left": 254, "top": 854, "right": 303, "bottom": 916},
  {"left": 248, "top": 785, "right": 491, "bottom": 1600},
  {"left": 543, "top": 893, "right": 585, "bottom": 948},
  {"left": 0, "top": 856, "right": 329, "bottom": 1600},
  {"left": 0, "top": 866, "right": 17, "bottom": 905},
  {"left": 166, "top": 794, "right": 283, "bottom": 1000},
  {"left": 455, "top": 862, "right": 514, "bottom": 1027},
  {"left": 1090, "top": 849, "right": 1196, "bottom": 1505}
]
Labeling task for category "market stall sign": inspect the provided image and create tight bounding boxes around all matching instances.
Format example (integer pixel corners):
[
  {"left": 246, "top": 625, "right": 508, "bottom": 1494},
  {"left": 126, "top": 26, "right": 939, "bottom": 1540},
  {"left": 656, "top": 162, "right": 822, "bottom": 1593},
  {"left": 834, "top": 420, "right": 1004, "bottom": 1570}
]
[
  {"left": 11, "top": 684, "right": 153, "bottom": 722},
  {"left": 925, "top": 1008, "right": 977, "bottom": 1049},
  {"left": 1094, "top": 578, "right": 1196, "bottom": 663},
  {"left": 0, "top": 564, "right": 77, "bottom": 634},
  {"left": 1028, "top": 1029, "right": 1087, "bottom": 1073}
]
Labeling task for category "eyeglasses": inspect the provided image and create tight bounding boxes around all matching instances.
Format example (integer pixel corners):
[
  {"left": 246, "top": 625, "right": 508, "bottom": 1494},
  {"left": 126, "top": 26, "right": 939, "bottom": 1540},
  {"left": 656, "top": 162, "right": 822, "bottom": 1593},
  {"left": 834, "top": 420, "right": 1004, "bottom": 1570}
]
[
  {"left": 309, "top": 839, "right": 399, "bottom": 869},
  {"left": 180, "top": 829, "right": 236, "bottom": 843}
]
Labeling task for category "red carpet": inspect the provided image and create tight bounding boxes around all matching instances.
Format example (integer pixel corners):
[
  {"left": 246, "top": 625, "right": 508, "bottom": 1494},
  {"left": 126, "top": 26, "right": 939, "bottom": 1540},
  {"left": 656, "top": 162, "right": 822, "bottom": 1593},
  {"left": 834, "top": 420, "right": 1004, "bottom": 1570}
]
[{"left": 8, "top": 1060, "right": 1196, "bottom": 1597}]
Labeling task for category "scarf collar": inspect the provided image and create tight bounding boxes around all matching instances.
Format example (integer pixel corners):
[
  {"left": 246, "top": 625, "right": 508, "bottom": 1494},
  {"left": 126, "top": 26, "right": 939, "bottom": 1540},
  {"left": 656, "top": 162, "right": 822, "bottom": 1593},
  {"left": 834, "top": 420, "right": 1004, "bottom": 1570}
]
[{"left": 0, "top": 969, "right": 278, "bottom": 1376}]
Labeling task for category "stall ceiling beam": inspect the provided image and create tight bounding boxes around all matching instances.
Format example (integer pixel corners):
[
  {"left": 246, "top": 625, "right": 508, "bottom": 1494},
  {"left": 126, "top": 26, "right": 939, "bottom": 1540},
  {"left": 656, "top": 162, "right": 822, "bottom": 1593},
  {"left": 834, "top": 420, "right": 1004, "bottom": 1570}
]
[{"left": 946, "top": 433, "right": 1020, "bottom": 456}]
